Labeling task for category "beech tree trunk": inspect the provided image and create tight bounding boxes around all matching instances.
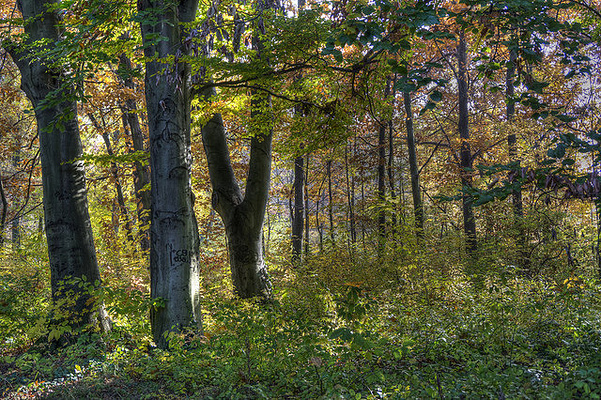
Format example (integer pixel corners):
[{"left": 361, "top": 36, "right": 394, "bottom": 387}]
[
  {"left": 201, "top": 89, "right": 272, "bottom": 299},
  {"left": 200, "top": 0, "right": 276, "bottom": 299},
  {"left": 139, "top": 0, "right": 202, "bottom": 348},
  {"left": 7, "top": 0, "right": 109, "bottom": 331},
  {"left": 118, "top": 52, "right": 151, "bottom": 252},
  {"left": 404, "top": 92, "right": 424, "bottom": 238},
  {"left": 457, "top": 33, "right": 477, "bottom": 253}
]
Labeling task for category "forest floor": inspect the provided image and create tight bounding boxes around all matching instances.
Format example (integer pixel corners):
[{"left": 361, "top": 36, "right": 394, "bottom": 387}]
[{"left": 2, "top": 263, "right": 601, "bottom": 399}]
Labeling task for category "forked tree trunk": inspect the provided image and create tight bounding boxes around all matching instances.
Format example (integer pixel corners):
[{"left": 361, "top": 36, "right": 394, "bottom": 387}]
[
  {"left": 200, "top": 0, "right": 276, "bottom": 299},
  {"left": 7, "top": 0, "right": 109, "bottom": 332},
  {"left": 201, "top": 90, "right": 272, "bottom": 299},
  {"left": 139, "top": 0, "right": 202, "bottom": 348},
  {"left": 457, "top": 32, "right": 477, "bottom": 253}
]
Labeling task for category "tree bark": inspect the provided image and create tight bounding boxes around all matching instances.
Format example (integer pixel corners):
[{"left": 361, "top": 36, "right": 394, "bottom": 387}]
[
  {"left": 89, "top": 113, "right": 133, "bottom": 239},
  {"left": 0, "top": 176, "right": 7, "bottom": 247},
  {"left": 316, "top": 175, "right": 324, "bottom": 251},
  {"left": 404, "top": 92, "right": 424, "bottom": 238},
  {"left": 304, "top": 156, "right": 310, "bottom": 256},
  {"left": 327, "top": 159, "right": 335, "bottom": 244},
  {"left": 345, "top": 143, "right": 356, "bottom": 248},
  {"left": 457, "top": 32, "right": 477, "bottom": 253},
  {"left": 200, "top": 89, "right": 272, "bottom": 299},
  {"left": 291, "top": 0, "right": 306, "bottom": 263},
  {"left": 387, "top": 101, "right": 397, "bottom": 230},
  {"left": 201, "top": 0, "right": 276, "bottom": 299},
  {"left": 291, "top": 155, "right": 304, "bottom": 262},
  {"left": 378, "top": 117, "right": 387, "bottom": 249},
  {"left": 506, "top": 50, "right": 527, "bottom": 266},
  {"left": 506, "top": 51, "right": 522, "bottom": 219},
  {"left": 11, "top": 151, "right": 21, "bottom": 249},
  {"left": 6, "top": 0, "right": 109, "bottom": 332},
  {"left": 595, "top": 198, "right": 601, "bottom": 278},
  {"left": 118, "top": 52, "right": 151, "bottom": 252},
  {"left": 139, "top": 0, "right": 202, "bottom": 348},
  {"left": 377, "top": 79, "right": 392, "bottom": 247}
]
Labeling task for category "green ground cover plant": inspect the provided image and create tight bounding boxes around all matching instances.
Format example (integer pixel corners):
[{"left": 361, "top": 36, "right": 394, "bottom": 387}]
[{"left": 2, "top": 242, "right": 601, "bottom": 399}]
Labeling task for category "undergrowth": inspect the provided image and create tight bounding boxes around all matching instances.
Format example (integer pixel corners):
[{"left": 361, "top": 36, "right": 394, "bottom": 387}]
[{"left": 2, "top": 244, "right": 601, "bottom": 399}]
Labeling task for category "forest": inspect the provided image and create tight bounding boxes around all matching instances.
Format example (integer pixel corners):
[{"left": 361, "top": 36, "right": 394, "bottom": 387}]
[{"left": 1, "top": 0, "right": 601, "bottom": 398}]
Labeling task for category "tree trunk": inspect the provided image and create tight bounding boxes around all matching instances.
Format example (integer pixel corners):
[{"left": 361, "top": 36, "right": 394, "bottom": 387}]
[
  {"left": 200, "top": 89, "right": 272, "bottom": 299},
  {"left": 139, "top": 0, "right": 202, "bottom": 348},
  {"left": 304, "top": 156, "right": 310, "bottom": 256},
  {"left": 378, "top": 122, "right": 386, "bottom": 248},
  {"left": 89, "top": 113, "right": 133, "bottom": 239},
  {"left": 118, "top": 52, "right": 151, "bottom": 252},
  {"left": 327, "top": 159, "right": 335, "bottom": 244},
  {"left": 11, "top": 150, "right": 21, "bottom": 249},
  {"left": 388, "top": 108, "right": 397, "bottom": 231},
  {"left": 0, "top": 176, "right": 7, "bottom": 247},
  {"left": 345, "top": 144, "right": 356, "bottom": 247},
  {"left": 377, "top": 78, "right": 391, "bottom": 252},
  {"left": 200, "top": 0, "right": 275, "bottom": 299},
  {"left": 291, "top": 155, "right": 304, "bottom": 262},
  {"left": 595, "top": 198, "right": 601, "bottom": 278},
  {"left": 404, "top": 92, "right": 424, "bottom": 238},
  {"left": 506, "top": 50, "right": 527, "bottom": 266},
  {"left": 457, "top": 32, "right": 477, "bottom": 253},
  {"left": 361, "top": 167, "right": 366, "bottom": 249},
  {"left": 291, "top": 0, "right": 305, "bottom": 263},
  {"left": 316, "top": 176, "right": 323, "bottom": 251},
  {"left": 7, "top": 0, "right": 109, "bottom": 332}
]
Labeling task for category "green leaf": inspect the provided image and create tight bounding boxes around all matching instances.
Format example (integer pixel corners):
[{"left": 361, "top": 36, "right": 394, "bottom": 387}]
[
  {"left": 562, "top": 158, "right": 575, "bottom": 166},
  {"left": 329, "top": 327, "right": 353, "bottom": 341},
  {"left": 429, "top": 91, "right": 442, "bottom": 102},
  {"left": 419, "top": 101, "right": 436, "bottom": 115},
  {"left": 362, "top": 5, "right": 375, "bottom": 15}
]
